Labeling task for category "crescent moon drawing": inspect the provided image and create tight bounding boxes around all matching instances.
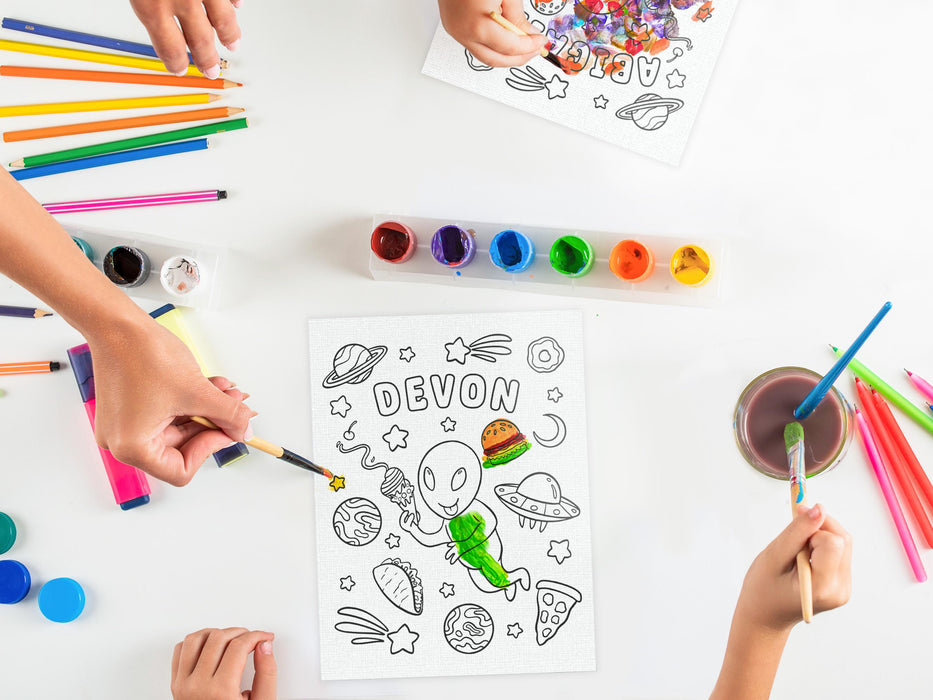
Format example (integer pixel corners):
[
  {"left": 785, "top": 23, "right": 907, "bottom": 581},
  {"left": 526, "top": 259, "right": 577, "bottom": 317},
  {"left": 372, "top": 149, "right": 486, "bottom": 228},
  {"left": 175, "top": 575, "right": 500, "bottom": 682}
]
[{"left": 532, "top": 413, "right": 567, "bottom": 448}]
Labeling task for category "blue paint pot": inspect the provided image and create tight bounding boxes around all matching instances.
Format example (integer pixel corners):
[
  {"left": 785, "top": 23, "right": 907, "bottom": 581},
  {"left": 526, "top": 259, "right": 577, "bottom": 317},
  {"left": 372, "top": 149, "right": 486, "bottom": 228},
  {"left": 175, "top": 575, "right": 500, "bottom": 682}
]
[{"left": 489, "top": 229, "right": 535, "bottom": 273}]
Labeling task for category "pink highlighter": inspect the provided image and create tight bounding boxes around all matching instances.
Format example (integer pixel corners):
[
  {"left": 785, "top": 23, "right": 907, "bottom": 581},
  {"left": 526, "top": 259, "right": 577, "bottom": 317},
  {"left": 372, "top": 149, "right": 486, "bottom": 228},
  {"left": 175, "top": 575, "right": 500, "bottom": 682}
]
[{"left": 67, "top": 343, "right": 150, "bottom": 510}]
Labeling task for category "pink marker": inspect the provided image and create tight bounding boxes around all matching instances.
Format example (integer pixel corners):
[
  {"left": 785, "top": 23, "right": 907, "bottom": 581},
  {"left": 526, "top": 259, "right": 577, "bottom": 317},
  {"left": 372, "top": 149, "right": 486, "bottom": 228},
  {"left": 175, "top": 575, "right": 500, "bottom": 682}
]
[
  {"left": 67, "top": 344, "right": 150, "bottom": 510},
  {"left": 905, "top": 369, "right": 933, "bottom": 403},
  {"left": 856, "top": 408, "right": 926, "bottom": 582}
]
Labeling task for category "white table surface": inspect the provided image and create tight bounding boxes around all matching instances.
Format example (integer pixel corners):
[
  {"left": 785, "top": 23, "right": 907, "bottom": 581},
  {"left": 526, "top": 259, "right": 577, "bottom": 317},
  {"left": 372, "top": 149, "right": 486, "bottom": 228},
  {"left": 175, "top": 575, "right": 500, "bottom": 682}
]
[{"left": 2, "top": 1, "right": 933, "bottom": 698}]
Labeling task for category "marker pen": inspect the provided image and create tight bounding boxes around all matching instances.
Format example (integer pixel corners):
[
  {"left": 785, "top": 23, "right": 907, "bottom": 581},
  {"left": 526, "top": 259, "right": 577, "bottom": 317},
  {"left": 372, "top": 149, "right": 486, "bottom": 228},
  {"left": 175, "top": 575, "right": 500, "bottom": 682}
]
[{"left": 66, "top": 343, "right": 151, "bottom": 510}]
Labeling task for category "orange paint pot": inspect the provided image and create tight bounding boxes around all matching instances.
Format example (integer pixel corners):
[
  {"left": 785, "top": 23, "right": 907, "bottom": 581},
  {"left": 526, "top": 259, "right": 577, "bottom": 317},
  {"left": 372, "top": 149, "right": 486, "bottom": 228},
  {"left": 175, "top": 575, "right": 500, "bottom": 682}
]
[{"left": 609, "top": 239, "right": 655, "bottom": 282}]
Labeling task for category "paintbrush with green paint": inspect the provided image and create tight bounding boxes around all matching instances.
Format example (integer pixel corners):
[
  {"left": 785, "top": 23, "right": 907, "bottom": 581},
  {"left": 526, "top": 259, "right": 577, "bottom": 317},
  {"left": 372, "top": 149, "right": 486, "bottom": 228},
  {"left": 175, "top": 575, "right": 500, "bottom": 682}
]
[{"left": 785, "top": 421, "right": 813, "bottom": 623}]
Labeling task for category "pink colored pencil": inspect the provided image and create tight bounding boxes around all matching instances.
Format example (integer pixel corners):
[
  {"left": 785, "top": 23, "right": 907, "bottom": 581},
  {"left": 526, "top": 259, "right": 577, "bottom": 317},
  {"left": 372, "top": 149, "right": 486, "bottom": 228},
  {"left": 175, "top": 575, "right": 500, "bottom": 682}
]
[
  {"left": 856, "top": 408, "right": 927, "bottom": 582},
  {"left": 42, "top": 189, "right": 226, "bottom": 214},
  {"left": 906, "top": 369, "right": 933, "bottom": 403}
]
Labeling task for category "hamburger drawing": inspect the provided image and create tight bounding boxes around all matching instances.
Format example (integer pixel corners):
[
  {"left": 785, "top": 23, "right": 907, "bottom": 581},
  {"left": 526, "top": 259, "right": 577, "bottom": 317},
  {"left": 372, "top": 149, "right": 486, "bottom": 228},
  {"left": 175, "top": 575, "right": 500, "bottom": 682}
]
[{"left": 480, "top": 419, "right": 531, "bottom": 468}]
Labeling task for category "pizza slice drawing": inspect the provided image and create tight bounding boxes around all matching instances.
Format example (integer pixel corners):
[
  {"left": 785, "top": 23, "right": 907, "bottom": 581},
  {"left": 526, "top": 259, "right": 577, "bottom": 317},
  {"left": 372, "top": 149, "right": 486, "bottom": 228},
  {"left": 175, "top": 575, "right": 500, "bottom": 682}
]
[{"left": 535, "top": 579, "right": 582, "bottom": 646}]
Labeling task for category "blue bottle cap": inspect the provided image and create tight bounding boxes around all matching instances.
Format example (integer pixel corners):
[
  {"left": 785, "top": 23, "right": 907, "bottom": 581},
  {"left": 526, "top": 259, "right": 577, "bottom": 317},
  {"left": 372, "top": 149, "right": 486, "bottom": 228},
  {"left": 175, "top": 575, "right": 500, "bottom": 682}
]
[
  {"left": 39, "top": 578, "right": 85, "bottom": 622},
  {"left": 0, "top": 559, "right": 31, "bottom": 604},
  {"left": 0, "top": 512, "right": 15, "bottom": 555}
]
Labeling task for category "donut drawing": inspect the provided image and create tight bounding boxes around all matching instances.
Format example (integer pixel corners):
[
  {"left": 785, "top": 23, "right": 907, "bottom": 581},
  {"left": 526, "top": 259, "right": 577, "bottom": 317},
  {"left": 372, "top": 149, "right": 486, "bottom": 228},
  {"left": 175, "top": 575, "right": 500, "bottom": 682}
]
[{"left": 527, "top": 337, "right": 565, "bottom": 373}]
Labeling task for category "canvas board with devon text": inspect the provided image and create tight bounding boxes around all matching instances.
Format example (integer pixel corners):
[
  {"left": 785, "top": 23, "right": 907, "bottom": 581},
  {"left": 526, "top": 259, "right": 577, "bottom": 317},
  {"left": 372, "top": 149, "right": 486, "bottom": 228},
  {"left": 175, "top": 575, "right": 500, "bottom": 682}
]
[
  {"left": 309, "top": 311, "right": 596, "bottom": 679},
  {"left": 423, "top": 0, "right": 739, "bottom": 165}
]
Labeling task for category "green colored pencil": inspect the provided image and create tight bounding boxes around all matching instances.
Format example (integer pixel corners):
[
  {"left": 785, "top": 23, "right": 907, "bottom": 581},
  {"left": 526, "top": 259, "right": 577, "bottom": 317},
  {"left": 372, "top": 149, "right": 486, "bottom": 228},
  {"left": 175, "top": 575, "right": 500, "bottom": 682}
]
[
  {"left": 10, "top": 118, "right": 249, "bottom": 168},
  {"left": 832, "top": 345, "right": 933, "bottom": 436}
]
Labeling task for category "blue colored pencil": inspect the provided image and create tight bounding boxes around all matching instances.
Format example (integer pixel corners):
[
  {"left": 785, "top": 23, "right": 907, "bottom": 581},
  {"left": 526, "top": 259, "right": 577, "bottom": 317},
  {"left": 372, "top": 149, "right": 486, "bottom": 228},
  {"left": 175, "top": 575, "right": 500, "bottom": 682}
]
[
  {"left": 795, "top": 301, "right": 893, "bottom": 419},
  {"left": 0, "top": 304, "right": 52, "bottom": 318},
  {"left": 10, "top": 139, "right": 208, "bottom": 181},
  {"left": 1, "top": 17, "right": 200, "bottom": 64}
]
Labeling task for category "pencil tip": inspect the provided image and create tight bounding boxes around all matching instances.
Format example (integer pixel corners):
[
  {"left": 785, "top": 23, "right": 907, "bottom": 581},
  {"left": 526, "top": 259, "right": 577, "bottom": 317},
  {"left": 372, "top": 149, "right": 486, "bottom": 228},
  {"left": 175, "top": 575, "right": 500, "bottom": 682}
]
[
  {"left": 905, "top": 368, "right": 912, "bottom": 377},
  {"left": 10, "top": 159, "right": 23, "bottom": 168},
  {"left": 208, "top": 93, "right": 222, "bottom": 102}
]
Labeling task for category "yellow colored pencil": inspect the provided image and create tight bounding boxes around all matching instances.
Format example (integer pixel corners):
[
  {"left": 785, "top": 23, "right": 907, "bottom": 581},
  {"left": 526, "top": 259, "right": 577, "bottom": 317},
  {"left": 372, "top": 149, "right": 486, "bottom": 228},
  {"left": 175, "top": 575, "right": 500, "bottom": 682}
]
[
  {"left": 0, "top": 93, "right": 220, "bottom": 118},
  {"left": 0, "top": 39, "right": 206, "bottom": 76}
]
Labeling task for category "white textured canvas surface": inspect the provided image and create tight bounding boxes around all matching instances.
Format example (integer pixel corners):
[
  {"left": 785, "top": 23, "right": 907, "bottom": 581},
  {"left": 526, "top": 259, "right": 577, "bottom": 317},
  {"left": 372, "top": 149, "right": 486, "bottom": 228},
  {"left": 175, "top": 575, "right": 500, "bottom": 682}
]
[
  {"left": 422, "top": 0, "right": 738, "bottom": 165},
  {"left": 309, "top": 311, "right": 595, "bottom": 680}
]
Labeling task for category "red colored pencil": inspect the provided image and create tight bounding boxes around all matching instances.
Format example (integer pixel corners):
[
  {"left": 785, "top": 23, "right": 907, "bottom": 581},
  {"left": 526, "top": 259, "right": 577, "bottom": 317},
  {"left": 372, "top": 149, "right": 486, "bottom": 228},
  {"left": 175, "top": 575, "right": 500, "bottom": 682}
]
[
  {"left": 872, "top": 389, "right": 933, "bottom": 517},
  {"left": 856, "top": 380, "right": 933, "bottom": 547}
]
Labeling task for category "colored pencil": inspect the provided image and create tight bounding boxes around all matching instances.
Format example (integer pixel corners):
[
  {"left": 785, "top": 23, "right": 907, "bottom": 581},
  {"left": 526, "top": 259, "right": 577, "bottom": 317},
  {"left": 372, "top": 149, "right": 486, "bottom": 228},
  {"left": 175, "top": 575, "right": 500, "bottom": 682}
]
[
  {"left": 833, "top": 346, "right": 933, "bottom": 436},
  {"left": 0, "top": 18, "right": 227, "bottom": 68},
  {"left": 906, "top": 369, "right": 933, "bottom": 403},
  {"left": 0, "top": 39, "right": 205, "bottom": 76},
  {"left": 0, "top": 361, "right": 61, "bottom": 375},
  {"left": 856, "top": 379, "right": 933, "bottom": 548},
  {"left": 795, "top": 301, "right": 892, "bottom": 419},
  {"left": 872, "top": 389, "right": 933, "bottom": 517},
  {"left": 11, "top": 139, "right": 209, "bottom": 181},
  {"left": 0, "top": 65, "right": 241, "bottom": 89},
  {"left": 488, "top": 11, "right": 571, "bottom": 74},
  {"left": 0, "top": 93, "right": 219, "bottom": 118},
  {"left": 44, "top": 189, "right": 227, "bottom": 214},
  {"left": 2, "top": 107, "right": 244, "bottom": 142},
  {"left": 0, "top": 305, "right": 52, "bottom": 318},
  {"left": 783, "top": 422, "right": 813, "bottom": 623},
  {"left": 855, "top": 408, "right": 927, "bottom": 582},
  {"left": 12, "top": 118, "right": 248, "bottom": 168},
  {"left": 189, "top": 416, "right": 333, "bottom": 479}
]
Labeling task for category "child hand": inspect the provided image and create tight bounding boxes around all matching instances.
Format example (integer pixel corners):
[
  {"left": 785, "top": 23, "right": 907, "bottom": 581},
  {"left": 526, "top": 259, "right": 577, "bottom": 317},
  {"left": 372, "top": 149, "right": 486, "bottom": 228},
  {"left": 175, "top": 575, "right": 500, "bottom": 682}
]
[
  {"left": 171, "top": 628, "right": 275, "bottom": 700},
  {"left": 737, "top": 504, "right": 852, "bottom": 632},
  {"left": 129, "top": 0, "right": 241, "bottom": 77},
  {"left": 438, "top": 0, "right": 548, "bottom": 67},
  {"left": 89, "top": 317, "right": 254, "bottom": 486}
]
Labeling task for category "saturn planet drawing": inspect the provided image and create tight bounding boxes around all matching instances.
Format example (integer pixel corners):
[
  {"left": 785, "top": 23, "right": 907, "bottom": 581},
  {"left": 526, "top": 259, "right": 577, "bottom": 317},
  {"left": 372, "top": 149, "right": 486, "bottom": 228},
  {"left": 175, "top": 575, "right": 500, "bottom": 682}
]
[
  {"left": 615, "top": 93, "right": 684, "bottom": 131},
  {"left": 495, "top": 472, "right": 580, "bottom": 531},
  {"left": 322, "top": 343, "right": 388, "bottom": 388}
]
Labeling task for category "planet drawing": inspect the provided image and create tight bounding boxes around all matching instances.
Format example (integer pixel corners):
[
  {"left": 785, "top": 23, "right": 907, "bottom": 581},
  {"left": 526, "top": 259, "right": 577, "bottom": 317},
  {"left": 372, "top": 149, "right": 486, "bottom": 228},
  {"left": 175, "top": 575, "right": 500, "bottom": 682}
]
[
  {"left": 615, "top": 93, "right": 684, "bottom": 131},
  {"left": 332, "top": 497, "right": 382, "bottom": 546},
  {"left": 443, "top": 603, "right": 495, "bottom": 654},
  {"left": 322, "top": 343, "right": 387, "bottom": 389},
  {"left": 495, "top": 472, "right": 580, "bottom": 531}
]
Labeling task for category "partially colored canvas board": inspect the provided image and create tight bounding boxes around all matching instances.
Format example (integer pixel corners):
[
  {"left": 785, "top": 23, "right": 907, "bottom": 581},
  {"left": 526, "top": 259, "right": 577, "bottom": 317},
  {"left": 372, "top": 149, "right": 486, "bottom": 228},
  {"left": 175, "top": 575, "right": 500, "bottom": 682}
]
[
  {"left": 309, "top": 311, "right": 596, "bottom": 680},
  {"left": 422, "top": 0, "right": 738, "bottom": 165}
]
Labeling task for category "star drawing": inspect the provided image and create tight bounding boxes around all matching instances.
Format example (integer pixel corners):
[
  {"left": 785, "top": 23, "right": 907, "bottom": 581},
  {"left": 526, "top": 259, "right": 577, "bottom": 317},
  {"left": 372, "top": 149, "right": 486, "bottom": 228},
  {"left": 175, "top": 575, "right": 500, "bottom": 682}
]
[
  {"left": 593, "top": 94, "right": 609, "bottom": 109},
  {"left": 693, "top": 1, "right": 713, "bottom": 21},
  {"left": 329, "top": 475, "right": 346, "bottom": 492},
  {"left": 666, "top": 69, "right": 686, "bottom": 89},
  {"left": 544, "top": 74, "right": 568, "bottom": 100},
  {"left": 387, "top": 624, "right": 419, "bottom": 654},
  {"left": 440, "top": 417, "right": 457, "bottom": 432},
  {"left": 547, "top": 539, "right": 572, "bottom": 565},
  {"left": 547, "top": 387, "right": 563, "bottom": 403},
  {"left": 339, "top": 575, "right": 355, "bottom": 591},
  {"left": 329, "top": 395, "right": 352, "bottom": 418},
  {"left": 507, "top": 623, "right": 523, "bottom": 638},
  {"left": 385, "top": 533, "right": 401, "bottom": 549},
  {"left": 399, "top": 347, "right": 415, "bottom": 362},
  {"left": 445, "top": 337, "right": 471, "bottom": 364},
  {"left": 382, "top": 424, "right": 409, "bottom": 452},
  {"left": 439, "top": 582, "right": 456, "bottom": 598}
]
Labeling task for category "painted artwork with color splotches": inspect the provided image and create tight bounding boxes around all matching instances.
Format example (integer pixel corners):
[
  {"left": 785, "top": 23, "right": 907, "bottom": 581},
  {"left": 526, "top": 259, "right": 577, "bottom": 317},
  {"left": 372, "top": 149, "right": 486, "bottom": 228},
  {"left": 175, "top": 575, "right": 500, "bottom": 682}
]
[
  {"left": 309, "top": 311, "right": 595, "bottom": 680},
  {"left": 422, "top": 0, "right": 738, "bottom": 165}
]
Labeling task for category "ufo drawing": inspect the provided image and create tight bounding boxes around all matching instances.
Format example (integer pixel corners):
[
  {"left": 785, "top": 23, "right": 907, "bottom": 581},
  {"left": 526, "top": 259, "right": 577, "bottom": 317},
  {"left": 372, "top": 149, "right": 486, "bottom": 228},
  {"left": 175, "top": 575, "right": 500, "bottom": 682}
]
[
  {"left": 495, "top": 472, "right": 580, "bottom": 531},
  {"left": 615, "top": 93, "right": 684, "bottom": 131},
  {"left": 322, "top": 343, "right": 388, "bottom": 389}
]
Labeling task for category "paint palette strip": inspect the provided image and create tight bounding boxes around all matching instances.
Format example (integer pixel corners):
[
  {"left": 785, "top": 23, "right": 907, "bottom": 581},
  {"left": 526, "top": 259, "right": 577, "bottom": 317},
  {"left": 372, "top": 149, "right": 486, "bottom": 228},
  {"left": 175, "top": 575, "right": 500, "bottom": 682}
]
[
  {"left": 369, "top": 214, "right": 725, "bottom": 307},
  {"left": 63, "top": 223, "right": 223, "bottom": 309}
]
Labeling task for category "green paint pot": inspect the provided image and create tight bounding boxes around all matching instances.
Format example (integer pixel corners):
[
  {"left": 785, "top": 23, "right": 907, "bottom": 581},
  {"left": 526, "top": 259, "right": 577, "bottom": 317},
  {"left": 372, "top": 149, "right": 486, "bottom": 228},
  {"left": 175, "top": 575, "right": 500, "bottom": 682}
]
[{"left": 549, "top": 235, "right": 594, "bottom": 277}]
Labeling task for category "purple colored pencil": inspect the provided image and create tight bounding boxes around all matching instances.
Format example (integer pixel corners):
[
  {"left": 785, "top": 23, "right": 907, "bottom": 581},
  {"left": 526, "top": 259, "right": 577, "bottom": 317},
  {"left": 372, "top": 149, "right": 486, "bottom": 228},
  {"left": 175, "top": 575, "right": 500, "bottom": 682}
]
[
  {"left": 43, "top": 189, "right": 227, "bottom": 214},
  {"left": 0, "top": 305, "right": 52, "bottom": 318}
]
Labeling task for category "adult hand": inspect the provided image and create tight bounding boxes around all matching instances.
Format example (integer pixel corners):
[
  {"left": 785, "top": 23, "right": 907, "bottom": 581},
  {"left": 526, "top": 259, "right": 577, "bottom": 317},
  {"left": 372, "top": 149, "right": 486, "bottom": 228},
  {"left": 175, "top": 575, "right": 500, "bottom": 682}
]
[
  {"left": 737, "top": 504, "right": 853, "bottom": 631},
  {"left": 437, "top": 0, "right": 547, "bottom": 67},
  {"left": 129, "top": 0, "right": 242, "bottom": 77},
  {"left": 171, "top": 628, "right": 276, "bottom": 700},
  {"left": 90, "top": 315, "right": 254, "bottom": 486}
]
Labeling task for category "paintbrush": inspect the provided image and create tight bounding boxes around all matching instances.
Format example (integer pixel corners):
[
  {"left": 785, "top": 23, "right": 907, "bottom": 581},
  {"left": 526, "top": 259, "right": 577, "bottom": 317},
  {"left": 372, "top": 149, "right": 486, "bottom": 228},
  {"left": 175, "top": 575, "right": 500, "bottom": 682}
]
[
  {"left": 190, "top": 416, "right": 332, "bottom": 479},
  {"left": 784, "top": 421, "right": 813, "bottom": 623},
  {"left": 488, "top": 11, "right": 570, "bottom": 74}
]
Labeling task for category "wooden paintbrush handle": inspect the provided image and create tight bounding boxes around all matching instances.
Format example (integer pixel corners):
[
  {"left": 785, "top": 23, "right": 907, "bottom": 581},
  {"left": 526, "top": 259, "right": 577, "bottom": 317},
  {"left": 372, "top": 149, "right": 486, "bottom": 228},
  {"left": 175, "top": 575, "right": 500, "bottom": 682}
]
[
  {"left": 488, "top": 11, "right": 549, "bottom": 58},
  {"left": 792, "top": 494, "right": 814, "bottom": 623},
  {"left": 189, "top": 416, "right": 282, "bottom": 458}
]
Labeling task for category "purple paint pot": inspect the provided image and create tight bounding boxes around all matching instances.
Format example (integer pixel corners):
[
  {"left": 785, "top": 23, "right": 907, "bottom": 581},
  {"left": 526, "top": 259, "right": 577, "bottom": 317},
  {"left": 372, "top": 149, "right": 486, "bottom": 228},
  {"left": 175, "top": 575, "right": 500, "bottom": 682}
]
[{"left": 431, "top": 225, "right": 476, "bottom": 269}]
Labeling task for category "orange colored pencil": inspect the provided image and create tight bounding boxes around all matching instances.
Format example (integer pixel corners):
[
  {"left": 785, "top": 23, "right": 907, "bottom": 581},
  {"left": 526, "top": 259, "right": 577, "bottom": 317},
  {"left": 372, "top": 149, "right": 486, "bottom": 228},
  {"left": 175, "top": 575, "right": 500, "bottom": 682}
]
[
  {"left": 2, "top": 106, "right": 245, "bottom": 142},
  {"left": 0, "top": 65, "right": 241, "bottom": 89},
  {"left": 0, "top": 361, "right": 61, "bottom": 375}
]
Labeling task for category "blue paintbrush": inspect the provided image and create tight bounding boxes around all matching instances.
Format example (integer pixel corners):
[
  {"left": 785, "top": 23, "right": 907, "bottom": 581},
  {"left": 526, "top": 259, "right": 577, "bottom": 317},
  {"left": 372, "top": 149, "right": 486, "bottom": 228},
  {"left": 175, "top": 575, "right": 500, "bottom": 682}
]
[{"left": 794, "top": 301, "right": 892, "bottom": 419}]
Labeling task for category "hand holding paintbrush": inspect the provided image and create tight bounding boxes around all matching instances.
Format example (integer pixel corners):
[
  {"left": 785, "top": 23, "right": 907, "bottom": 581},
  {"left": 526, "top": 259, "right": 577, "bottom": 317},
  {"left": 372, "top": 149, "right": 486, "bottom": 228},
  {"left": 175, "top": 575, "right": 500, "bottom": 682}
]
[{"left": 784, "top": 422, "right": 813, "bottom": 623}]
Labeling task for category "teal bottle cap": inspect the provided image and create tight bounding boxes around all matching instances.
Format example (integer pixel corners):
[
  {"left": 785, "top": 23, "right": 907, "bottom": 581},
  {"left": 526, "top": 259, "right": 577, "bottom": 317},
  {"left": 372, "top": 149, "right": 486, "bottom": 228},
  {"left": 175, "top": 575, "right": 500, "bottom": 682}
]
[
  {"left": 39, "top": 578, "right": 85, "bottom": 622},
  {"left": 0, "top": 512, "right": 15, "bottom": 554},
  {"left": 0, "top": 559, "right": 31, "bottom": 604}
]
